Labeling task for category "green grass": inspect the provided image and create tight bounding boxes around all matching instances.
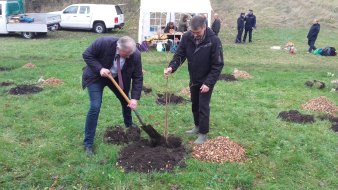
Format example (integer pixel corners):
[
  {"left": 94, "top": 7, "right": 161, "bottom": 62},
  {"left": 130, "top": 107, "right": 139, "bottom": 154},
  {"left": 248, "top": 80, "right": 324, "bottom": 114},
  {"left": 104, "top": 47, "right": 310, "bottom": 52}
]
[{"left": 0, "top": 28, "right": 337, "bottom": 189}]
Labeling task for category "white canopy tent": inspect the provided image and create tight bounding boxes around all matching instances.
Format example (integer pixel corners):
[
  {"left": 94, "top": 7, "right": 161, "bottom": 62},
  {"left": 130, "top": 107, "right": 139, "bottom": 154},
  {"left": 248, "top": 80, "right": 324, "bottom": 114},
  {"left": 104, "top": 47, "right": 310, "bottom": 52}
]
[{"left": 138, "top": 0, "right": 212, "bottom": 42}]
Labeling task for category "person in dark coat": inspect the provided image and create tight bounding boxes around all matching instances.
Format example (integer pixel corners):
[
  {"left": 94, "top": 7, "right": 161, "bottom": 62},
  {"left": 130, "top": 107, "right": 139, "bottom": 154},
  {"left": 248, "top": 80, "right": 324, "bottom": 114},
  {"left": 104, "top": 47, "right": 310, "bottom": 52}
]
[
  {"left": 235, "top": 12, "right": 245, "bottom": 43},
  {"left": 164, "top": 16, "right": 224, "bottom": 144},
  {"left": 307, "top": 19, "right": 320, "bottom": 53},
  {"left": 211, "top": 13, "right": 221, "bottom": 36},
  {"left": 164, "top": 22, "right": 178, "bottom": 33},
  {"left": 178, "top": 14, "right": 189, "bottom": 32},
  {"left": 82, "top": 36, "right": 143, "bottom": 156},
  {"left": 243, "top": 9, "right": 256, "bottom": 43}
]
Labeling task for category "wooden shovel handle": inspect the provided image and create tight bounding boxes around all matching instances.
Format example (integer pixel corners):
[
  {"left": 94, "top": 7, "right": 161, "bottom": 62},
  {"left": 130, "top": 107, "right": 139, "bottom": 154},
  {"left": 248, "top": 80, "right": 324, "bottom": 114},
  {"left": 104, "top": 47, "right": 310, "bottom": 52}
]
[{"left": 107, "top": 74, "right": 131, "bottom": 104}]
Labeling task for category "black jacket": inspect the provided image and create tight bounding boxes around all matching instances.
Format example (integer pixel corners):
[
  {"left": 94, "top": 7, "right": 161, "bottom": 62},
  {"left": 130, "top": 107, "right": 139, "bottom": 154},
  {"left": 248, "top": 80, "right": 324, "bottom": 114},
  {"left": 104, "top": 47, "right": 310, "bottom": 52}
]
[
  {"left": 237, "top": 16, "right": 245, "bottom": 30},
  {"left": 211, "top": 19, "right": 221, "bottom": 35},
  {"left": 244, "top": 14, "right": 256, "bottom": 30},
  {"left": 82, "top": 36, "right": 143, "bottom": 100},
  {"left": 307, "top": 23, "right": 320, "bottom": 40},
  {"left": 169, "top": 28, "right": 224, "bottom": 87}
]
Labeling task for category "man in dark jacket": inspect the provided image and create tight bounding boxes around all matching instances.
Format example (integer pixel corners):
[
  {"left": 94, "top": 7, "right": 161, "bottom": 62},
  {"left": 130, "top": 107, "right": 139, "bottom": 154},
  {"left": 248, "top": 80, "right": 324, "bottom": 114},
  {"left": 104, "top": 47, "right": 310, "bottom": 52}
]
[
  {"left": 211, "top": 13, "right": 221, "bottom": 36},
  {"left": 82, "top": 36, "right": 143, "bottom": 156},
  {"left": 243, "top": 9, "right": 256, "bottom": 43},
  {"left": 164, "top": 15, "right": 224, "bottom": 144},
  {"left": 307, "top": 19, "right": 320, "bottom": 53},
  {"left": 235, "top": 13, "right": 245, "bottom": 43}
]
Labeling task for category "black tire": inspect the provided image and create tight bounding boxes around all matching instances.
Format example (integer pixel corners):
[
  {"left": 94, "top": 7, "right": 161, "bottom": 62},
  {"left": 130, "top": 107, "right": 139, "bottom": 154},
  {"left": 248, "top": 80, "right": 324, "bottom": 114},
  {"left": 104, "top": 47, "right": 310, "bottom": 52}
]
[
  {"left": 93, "top": 22, "right": 106, "bottom": 33},
  {"left": 21, "top": 32, "right": 35, "bottom": 39}
]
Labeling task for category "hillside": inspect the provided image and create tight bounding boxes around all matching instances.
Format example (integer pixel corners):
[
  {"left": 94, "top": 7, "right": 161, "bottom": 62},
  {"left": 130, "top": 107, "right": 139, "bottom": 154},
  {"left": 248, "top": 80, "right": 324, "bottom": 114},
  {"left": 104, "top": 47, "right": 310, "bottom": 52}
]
[{"left": 26, "top": 0, "right": 337, "bottom": 29}]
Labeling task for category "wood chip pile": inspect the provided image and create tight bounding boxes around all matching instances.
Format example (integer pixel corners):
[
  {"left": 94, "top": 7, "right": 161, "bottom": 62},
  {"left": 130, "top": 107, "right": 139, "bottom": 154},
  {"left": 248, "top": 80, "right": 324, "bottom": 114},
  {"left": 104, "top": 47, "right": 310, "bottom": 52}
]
[
  {"left": 22, "top": 63, "right": 36, "bottom": 68},
  {"left": 41, "top": 77, "right": 64, "bottom": 86},
  {"left": 232, "top": 68, "right": 253, "bottom": 79},
  {"left": 192, "top": 136, "right": 246, "bottom": 163},
  {"left": 301, "top": 96, "right": 338, "bottom": 115}
]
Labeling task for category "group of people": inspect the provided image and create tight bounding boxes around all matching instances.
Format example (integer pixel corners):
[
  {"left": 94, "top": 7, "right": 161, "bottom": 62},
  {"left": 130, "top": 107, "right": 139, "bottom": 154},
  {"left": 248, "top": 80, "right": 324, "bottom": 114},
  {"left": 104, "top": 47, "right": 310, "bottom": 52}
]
[
  {"left": 82, "top": 15, "right": 224, "bottom": 156},
  {"left": 235, "top": 9, "right": 256, "bottom": 43}
]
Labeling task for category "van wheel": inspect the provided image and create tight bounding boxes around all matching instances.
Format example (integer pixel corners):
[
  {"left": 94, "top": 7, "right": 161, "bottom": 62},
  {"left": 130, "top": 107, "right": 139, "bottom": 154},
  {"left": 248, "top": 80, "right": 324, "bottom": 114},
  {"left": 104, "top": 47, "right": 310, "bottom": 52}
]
[
  {"left": 22, "top": 32, "right": 35, "bottom": 39},
  {"left": 93, "top": 23, "right": 106, "bottom": 33}
]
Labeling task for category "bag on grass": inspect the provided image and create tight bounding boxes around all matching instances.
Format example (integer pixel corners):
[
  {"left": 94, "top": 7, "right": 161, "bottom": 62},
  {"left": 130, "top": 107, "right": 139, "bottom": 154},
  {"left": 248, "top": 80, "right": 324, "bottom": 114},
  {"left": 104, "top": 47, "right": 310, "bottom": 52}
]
[{"left": 321, "top": 47, "right": 336, "bottom": 56}]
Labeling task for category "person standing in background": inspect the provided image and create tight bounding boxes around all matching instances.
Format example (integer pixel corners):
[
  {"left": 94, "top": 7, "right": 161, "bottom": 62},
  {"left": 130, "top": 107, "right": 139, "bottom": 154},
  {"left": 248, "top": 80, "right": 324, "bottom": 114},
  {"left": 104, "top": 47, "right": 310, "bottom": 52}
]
[
  {"left": 235, "top": 12, "right": 245, "bottom": 43},
  {"left": 243, "top": 9, "right": 256, "bottom": 43},
  {"left": 211, "top": 13, "right": 221, "bottom": 36},
  {"left": 307, "top": 19, "right": 320, "bottom": 53}
]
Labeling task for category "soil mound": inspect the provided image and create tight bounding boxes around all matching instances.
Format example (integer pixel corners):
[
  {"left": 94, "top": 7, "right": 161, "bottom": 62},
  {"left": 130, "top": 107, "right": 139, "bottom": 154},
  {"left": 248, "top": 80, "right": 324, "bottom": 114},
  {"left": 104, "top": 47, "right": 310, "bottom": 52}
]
[
  {"left": 0, "top": 81, "right": 14, "bottom": 87},
  {"left": 117, "top": 138, "right": 186, "bottom": 173},
  {"left": 156, "top": 93, "right": 185, "bottom": 105},
  {"left": 0, "top": 67, "right": 14, "bottom": 72},
  {"left": 142, "top": 86, "right": 152, "bottom": 94},
  {"left": 278, "top": 110, "right": 315, "bottom": 123},
  {"left": 331, "top": 123, "right": 338, "bottom": 132},
  {"left": 218, "top": 74, "right": 237, "bottom": 81},
  {"left": 232, "top": 69, "right": 253, "bottom": 79},
  {"left": 41, "top": 77, "right": 63, "bottom": 86},
  {"left": 304, "top": 80, "right": 325, "bottom": 89},
  {"left": 301, "top": 96, "right": 338, "bottom": 115},
  {"left": 192, "top": 136, "right": 246, "bottom": 163},
  {"left": 22, "top": 63, "right": 36, "bottom": 68},
  {"left": 317, "top": 115, "right": 338, "bottom": 123},
  {"left": 9, "top": 85, "right": 43, "bottom": 95},
  {"left": 103, "top": 126, "right": 141, "bottom": 145}
]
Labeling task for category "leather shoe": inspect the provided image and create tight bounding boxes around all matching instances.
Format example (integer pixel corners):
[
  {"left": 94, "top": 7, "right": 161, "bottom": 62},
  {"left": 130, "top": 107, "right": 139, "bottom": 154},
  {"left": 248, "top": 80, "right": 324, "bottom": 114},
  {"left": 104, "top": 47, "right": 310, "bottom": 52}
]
[{"left": 84, "top": 147, "right": 94, "bottom": 157}]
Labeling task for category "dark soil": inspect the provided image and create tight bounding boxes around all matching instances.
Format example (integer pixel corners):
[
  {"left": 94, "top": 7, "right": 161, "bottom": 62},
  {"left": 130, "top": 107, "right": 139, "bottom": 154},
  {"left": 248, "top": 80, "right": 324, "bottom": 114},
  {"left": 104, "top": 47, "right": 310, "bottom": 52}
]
[
  {"left": 0, "top": 67, "right": 14, "bottom": 72},
  {"left": 317, "top": 115, "right": 338, "bottom": 123},
  {"left": 305, "top": 80, "right": 325, "bottom": 89},
  {"left": 103, "top": 126, "right": 141, "bottom": 145},
  {"left": 142, "top": 86, "right": 152, "bottom": 94},
  {"left": 117, "top": 137, "right": 186, "bottom": 173},
  {"left": 9, "top": 85, "right": 43, "bottom": 95},
  {"left": 156, "top": 93, "right": 185, "bottom": 105},
  {"left": 218, "top": 74, "right": 237, "bottom": 81},
  {"left": 278, "top": 110, "right": 315, "bottom": 123},
  {"left": 331, "top": 123, "right": 338, "bottom": 132},
  {"left": 0, "top": 81, "right": 14, "bottom": 87}
]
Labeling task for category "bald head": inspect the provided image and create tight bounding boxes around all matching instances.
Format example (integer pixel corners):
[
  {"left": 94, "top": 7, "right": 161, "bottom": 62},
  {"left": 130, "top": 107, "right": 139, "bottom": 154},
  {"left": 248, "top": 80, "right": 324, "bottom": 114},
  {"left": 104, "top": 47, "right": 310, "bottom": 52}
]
[{"left": 313, "top": 19, "right": 319, "bottom": 24}]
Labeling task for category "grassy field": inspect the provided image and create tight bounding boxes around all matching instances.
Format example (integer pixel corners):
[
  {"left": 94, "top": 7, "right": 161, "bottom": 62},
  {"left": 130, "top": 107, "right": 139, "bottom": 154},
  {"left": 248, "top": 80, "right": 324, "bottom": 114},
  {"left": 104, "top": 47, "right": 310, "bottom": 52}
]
[{"left": 0, "top": 27, "right": 338, "bottom": 189}]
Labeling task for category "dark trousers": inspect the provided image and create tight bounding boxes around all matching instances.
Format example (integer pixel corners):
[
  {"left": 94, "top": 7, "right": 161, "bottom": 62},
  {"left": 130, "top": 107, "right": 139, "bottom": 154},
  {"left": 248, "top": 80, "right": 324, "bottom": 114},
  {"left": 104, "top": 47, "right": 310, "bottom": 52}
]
[
  {"left": 236, "top": 28, "right": 244, "bottom": 43},
  {"left": 190, "top": 84, "right": 214, "bottom": 134},
  {"left": 243, "top": 29, "right": 253, "bottom": 42},
  {"left": 83, "top": 78, "right": 132, "bottom": 148},
  {"left": 308, "top": 39, "right": 317, "bottom": 53}
]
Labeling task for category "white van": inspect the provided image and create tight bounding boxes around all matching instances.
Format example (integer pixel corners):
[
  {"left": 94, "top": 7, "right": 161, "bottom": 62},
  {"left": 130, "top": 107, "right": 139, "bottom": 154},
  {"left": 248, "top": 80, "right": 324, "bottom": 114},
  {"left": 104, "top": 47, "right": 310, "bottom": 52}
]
[{"left": 53, "top": 4, "right": 124, "bottom": 33}]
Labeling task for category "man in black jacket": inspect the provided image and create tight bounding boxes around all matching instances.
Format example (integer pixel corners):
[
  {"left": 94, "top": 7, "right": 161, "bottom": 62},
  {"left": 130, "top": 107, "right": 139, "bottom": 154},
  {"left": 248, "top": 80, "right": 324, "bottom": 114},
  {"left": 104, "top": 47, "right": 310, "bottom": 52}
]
[
  {"left": 235, "top": 13, "right": 245, "bottom": 43},
  {"left": 307, "top": 19, "right": 320, "bottom": 53},
  {"left": 82, "top": 36, "right": 143, "bottom": 156},
  {"left": 164, "top": 15, "right": 224, "bottom": 144},
  {"left": 211, "top": 13, "right": 221, "bottom": 36},
  {"left": 243, "top": 9, "right": 256, "bottom": 43}
]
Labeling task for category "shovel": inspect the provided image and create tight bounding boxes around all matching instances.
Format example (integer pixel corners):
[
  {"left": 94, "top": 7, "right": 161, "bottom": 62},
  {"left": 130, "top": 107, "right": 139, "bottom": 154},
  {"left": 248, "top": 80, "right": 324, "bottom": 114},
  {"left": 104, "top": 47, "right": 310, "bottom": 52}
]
[{"left": 107, "top": 74, "right": 162, "bottom": 142}]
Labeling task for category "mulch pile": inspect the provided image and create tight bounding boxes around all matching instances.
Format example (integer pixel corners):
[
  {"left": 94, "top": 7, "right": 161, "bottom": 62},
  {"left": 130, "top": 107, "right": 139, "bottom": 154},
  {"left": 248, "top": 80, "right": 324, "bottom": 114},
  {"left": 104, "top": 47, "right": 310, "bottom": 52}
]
[
  {"left": 301, "top": 96, "right": 338, "bottom": 115},
  {"left": 9, "top": 85, "right": 43, "bottom": 95},
  {"left": 180, "top": 86, "right": 191, "bottom": 97},
  {"left": 22, "top": 63, "right": 36, "bottom": 68},
  {"left": 41, "top": 77, "right": 64, "bottom": 86},
  {"left": 278, "top": 110, "right": 315, "bottom": 123},
  {"left": 232, "top": 69, "right": 253, "bottom": 79},
  {"left": 103, "top": 126, "right": 141, "bottom": 145},
  {"left": 156, "top": 93, "right": 185, "bottom": 105},
  {"left": 304, "top": 80, "right": 325, "bottom": 89},
  {"left": 142, "top": 86, "right": 152, "bottom": 94},
  {"left": 117, "top": 137, "right": 186, "bottom": 173},
  {"left": 218, "top": 74, "right": 238, "bottom": 81},
  {"left": 192, "top": 136, "right": 246, "bottom": 163},
  {"left": 0, "top": 81, "right": 14, "bottom": 87}
]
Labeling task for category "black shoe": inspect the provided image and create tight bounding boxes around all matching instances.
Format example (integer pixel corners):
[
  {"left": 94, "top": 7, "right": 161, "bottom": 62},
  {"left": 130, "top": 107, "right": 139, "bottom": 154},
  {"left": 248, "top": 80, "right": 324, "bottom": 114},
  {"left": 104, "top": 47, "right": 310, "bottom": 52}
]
[{"left": 84, "top": 147, "right": 94, "bottom": 157}]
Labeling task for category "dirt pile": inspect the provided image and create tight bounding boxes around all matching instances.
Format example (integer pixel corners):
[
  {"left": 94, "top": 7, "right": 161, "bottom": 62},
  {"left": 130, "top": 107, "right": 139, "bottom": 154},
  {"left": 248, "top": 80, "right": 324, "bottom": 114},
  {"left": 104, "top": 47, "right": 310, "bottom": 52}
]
[
  {"left": 218, "top": 74, "right": 237, "bottom": 81},
  {"left": 304, "top": 80, "right": 325, "bottom": 89},
  {"left": 278, "top": 110, "right": 315, "bottom": 123},
  {"left": 41, "top": 77, "right": 64, "bottom": 86},
  {"left": 232, "top": 68, "right": 253, "bottom": 79},
  {"left": 117, "top": 138, "right": 186, "bottom": 173},
  {"left": 9, "top": 85, "right": 43, "bottom": 95},
  {"left": 192, "top": 136, "right": 246, "bottom": 163},
  {"left": 103, "top": 126, "right": 141, "bottom": 145},
  {"left": 331, "top": 123, "right": 338, "bottom": 132},
  {"left": 301, "top": 96, "right": 338, "bottom": 115},
  {"left": 22, "top": 63, "right": 36, "bottom": 68},
  {"left": 142, "top": 86, "right": 152, "bottom": 94},
  {"left": 156, "top": 93, "right": 185, "bottom": 105},
  {"left": 0, "top": 81, "right": 14, "bottom": 87}
]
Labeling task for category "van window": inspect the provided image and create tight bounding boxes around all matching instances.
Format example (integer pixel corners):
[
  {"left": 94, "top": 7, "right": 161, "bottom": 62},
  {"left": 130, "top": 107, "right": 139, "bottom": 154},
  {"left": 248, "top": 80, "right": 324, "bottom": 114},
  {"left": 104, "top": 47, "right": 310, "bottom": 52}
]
[
  {"left": 63, "top": 6, "right": 78, "bottom": 14},
  {"left": 79, "top": 6, "right": 90, "bottom": 14},
  {"left": 115, "top": 6, "right": 123, "bottom": 15}
]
